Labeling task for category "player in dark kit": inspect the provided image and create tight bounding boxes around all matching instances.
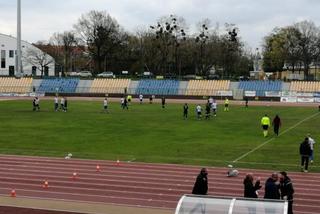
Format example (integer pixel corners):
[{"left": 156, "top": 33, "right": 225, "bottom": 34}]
[
  {"left": 272, "top": 115, "right": 281, "bottom": 136},
  {"left": 183, "top": 103, "right": 189, "bottom": 119},
  {"left": 205, "top": 101, "right": 211, "bottom": 120},
  {"left": 245, "top": 97, "right": 249, "bottom": 108},
  {"left": 161, "top": 97, "right": 166, "bottom": 108}
]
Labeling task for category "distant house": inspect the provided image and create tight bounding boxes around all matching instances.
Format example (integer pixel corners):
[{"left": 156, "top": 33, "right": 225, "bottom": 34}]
[{"left": 0, "top": 33, "right": 55, "bottom": 77}]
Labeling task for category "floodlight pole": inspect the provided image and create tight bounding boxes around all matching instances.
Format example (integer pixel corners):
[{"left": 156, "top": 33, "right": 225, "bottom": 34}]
[{"left": 16, "top": 0, "right": 22, "bottom": 77}]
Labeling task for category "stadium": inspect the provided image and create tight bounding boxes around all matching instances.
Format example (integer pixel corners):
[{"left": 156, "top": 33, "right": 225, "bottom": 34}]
[{"left": 1, "top": 1, "right": 320, "bottom": 214}]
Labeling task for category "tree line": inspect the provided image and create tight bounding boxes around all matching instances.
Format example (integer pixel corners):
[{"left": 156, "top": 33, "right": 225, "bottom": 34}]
[
  {"left": 35, "top": 10, "right": 320, "bottom": 80},
  {"left": 263, "top": 20, "right": 320, "bottom": 80},
  {"left": 35, "top": 10, "right": 252, "bottom": 79}
]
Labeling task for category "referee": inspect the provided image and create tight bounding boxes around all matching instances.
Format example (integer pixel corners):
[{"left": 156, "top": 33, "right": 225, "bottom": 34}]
[{"left": 261, "top": 114, "right": 271, "bottom": 137}]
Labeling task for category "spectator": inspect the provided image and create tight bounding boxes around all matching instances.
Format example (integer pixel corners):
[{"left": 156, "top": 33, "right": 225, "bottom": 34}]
[
  {"left": 264, "top": 173, "right": 280, "bottom": 200},
  {"left": 300, "top": 137, "right": 312, "bottom": 172},
  {"left": 243, "top": 173, "right": 261, "bottom": 198},
  {"left": 192, "top": 168, "right": 208, "bottom": 195},
  {"left": 280, "top": 171, "right": 294, "bottom": 214},
  {"left": 243, "top": 173, "right": 261, "bottom": 214},
  {"left": 307, "top": 134, "right": 316, "bottom": 164},
  {"left": 272, "top": 115, "right": 282, "bottom": 136}
]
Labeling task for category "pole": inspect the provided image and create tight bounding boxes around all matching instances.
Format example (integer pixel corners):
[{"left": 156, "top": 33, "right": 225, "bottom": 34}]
[{"left": 17, "top": 0, "right": 22, "bottom": 77}]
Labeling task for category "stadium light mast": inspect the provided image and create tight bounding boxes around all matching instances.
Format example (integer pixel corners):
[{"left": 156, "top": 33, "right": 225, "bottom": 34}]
[{"left": 16, "top": 0, "right": 22, "bottom": 77}]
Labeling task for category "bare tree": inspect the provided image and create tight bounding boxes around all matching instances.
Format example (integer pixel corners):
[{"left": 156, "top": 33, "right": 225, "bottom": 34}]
[
  {"left": 74, "top": 10, "right": 126, "bottom": 74},
  {"left": 24, "top": 47, "right": 54, "bottom": 77},
  {"left": 50, "top": 31, "right": 77, "bottom": 76}
]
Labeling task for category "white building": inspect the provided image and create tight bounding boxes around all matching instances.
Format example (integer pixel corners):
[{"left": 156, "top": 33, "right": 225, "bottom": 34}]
[{"left": 0, "top": 33, "right": 55, "bottom": 76}]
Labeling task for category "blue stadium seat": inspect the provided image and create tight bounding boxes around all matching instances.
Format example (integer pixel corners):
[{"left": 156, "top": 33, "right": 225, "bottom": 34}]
[
  {"left": 37, "top": 78, "right": 80, "bottom": 93},
  {"left": 238, "top": 81, "right": 282, "bottom": 96},
  {"left": 136, "top": 80, "right": 180, "bottom": 95}
]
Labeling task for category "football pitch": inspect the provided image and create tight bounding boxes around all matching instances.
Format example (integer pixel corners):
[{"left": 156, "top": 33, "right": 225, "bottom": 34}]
[{"left": 0, "top": 99, "right": 319, "bottom": 172}]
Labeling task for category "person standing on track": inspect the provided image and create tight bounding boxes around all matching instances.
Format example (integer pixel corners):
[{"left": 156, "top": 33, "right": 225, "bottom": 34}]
[
  {"left": 307, "top": 134, "right": 316, "bottom": 164},
  {"left": 261, "top": 114, "right": 271, "bottom": 137},
  {"left": 192, "top": 168, "right": 208, "bottom": 195},
  {"left": 264, "top": 173, "right": 280, "bottom": 200},
  {"left": 243, "top": 173, "right": 261, "bottom": 198},
  {"left": 272, "top": 115, "right": 282, "bottom": 136},
  {"left": 280, "top": 171, "right": 294, "bottom": 214},
  {"left": 183, "top": 103, "right": 189, "bottom": 119},
  {"left": 300, "top": 137, "right": 312, "bottom": 172},
  {"left": 243, "top": 173, "right": 261, "bottom": 214}
]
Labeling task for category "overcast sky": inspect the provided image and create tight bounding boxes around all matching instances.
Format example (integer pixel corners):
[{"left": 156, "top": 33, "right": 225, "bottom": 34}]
[{"left": 1, "top": 0, "right": 320, "bottom": 50}]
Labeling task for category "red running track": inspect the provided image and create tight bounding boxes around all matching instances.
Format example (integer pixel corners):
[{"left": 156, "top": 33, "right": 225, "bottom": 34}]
[{"left": 0, "top": 155, "right": 318, "bottom": 214}]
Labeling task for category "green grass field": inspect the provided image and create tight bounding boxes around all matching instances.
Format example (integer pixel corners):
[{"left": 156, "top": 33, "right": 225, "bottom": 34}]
[{"left": 0, "top": 99, "right": 319, "bottom": 172}]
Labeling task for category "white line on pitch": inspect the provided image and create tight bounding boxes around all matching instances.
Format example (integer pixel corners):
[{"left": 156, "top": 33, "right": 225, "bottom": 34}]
[{"left": 233, "top": 112, "right": 320, "bottom": 163}]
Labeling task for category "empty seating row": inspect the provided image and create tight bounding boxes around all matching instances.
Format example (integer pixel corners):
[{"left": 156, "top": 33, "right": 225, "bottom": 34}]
[
  {"left": 90, "top": 79, "right": 131, "bottom": 94},
  {"left": 185, "top": 80, "right": 230, "bottom": 96},
  {"left": 290, "top": 81, "right": 320, "bottom": 92},
  {"left": 0, "top": 77, "right": 33, "bottom": 93},
  {"left": 37, "top": 78, "right": 79, "bottom": 93},
  {"left": 238, "top": 81, "right": 282, "bottom": 96},
  {"left": 135, "top": 80, "right": 180, "bottom": 95}
]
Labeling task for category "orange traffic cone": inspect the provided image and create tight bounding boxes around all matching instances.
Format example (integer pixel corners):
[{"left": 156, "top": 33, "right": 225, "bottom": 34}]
[
  {"left": 11, "top": 189, "right": 16, "bottom": 197},
  {"left": 96, "top": 165, "right": 101, "bottom": 172},
  {"left": 42, "top": 180, "right": 49, "bottom": 189},
  {"left": 72, "top": 172, "right": 77, "bottom": 180}
]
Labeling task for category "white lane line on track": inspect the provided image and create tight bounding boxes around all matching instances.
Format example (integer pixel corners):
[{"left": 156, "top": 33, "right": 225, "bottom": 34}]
[{"left": 233, "top": 112, "right": 320, "bottom": 163}]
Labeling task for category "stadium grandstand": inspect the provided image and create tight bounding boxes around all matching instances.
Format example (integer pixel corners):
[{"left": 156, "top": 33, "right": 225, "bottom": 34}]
[
  {"left": 238, "top": 80, "right": 283, "bottom": 96},
  {"left": 90, "top": 79, "right": 131, "bottom": 94},
  {"left": 185, "top": 80, "right": 230, "bottom": 96},
  {"left": 0, "top": 77, "right": 32, "bottom": 93},
  {"left": 135, "top": 79, "right": 180, "bottom": 95},
  {"left": 37, "top": 78, "right": 79, "bottom": 93}
]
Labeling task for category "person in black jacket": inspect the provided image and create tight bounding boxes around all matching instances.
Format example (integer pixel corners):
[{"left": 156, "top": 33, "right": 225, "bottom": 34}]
[
  {"left": 280, "top": 171, "right": 294, "bottom": 214},
  {"left": 300, "top": 137, "right": 312, "bottom": 172},
  {"left": 243, "top": 173, "right": 261, "bottom": 198},
  {"left": 264, "top": 173, "right": 280, "bottom": 199},
  {"left": 272, "top": 115, "right": 281, "bottom": 136},
  {"left": 243, "top": 173, "right": 261, "bottom": 214},
  {"left": 192, "top": 168, "right": 208, "bottom": 195}
]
